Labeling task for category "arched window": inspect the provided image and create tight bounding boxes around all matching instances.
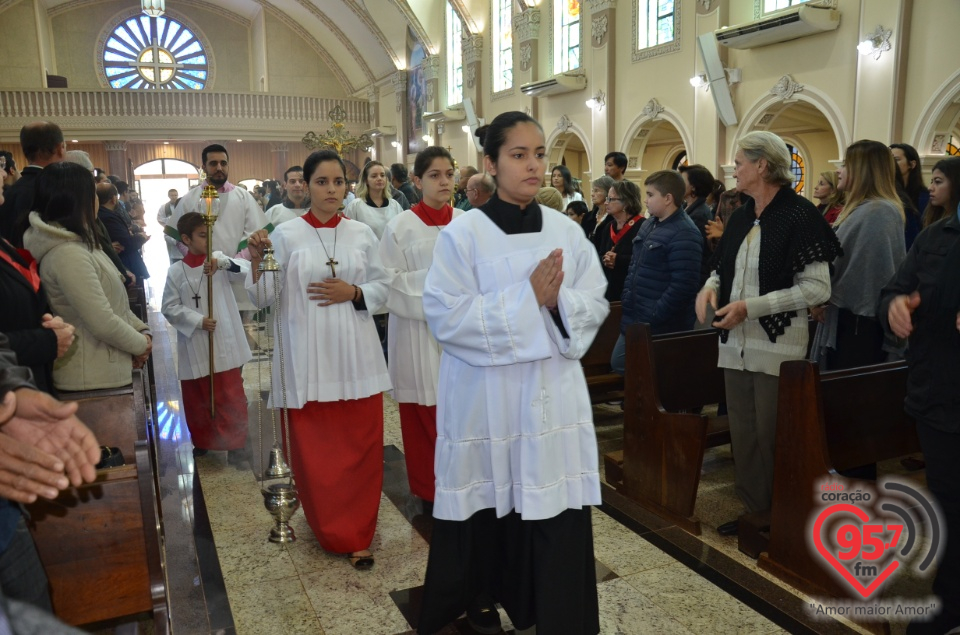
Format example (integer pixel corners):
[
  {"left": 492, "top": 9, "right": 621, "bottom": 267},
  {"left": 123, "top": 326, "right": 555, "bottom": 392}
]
[
  {"left": 492, "top": 0, "right": 513, "bottom": 93},
  {"left": 554, "top": 0, "right": 581, "bottom": 73},
  {"left": 947, "top": 136, "right": 959, "bottom": 157},
  {"left": 103, "top": 15, "right": 208, "bottom": 89},
  {"left": 671, "top": 151, "right": 688, "bottom": 170},
  {"left": 786, "top": 143, "right": 805, "bottom": 194},
  {"left": 446, "top": 3, "right": 464, "bottom": 106}
]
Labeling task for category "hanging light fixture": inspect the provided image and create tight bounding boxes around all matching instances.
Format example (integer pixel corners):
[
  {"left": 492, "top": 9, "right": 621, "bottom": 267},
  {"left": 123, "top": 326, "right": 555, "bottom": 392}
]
[{"left": 141, "top": 0, "right": 165, "bottom": 17}]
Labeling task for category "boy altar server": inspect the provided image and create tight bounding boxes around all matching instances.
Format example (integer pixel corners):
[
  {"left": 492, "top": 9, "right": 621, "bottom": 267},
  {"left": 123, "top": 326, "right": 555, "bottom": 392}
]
[{"left": 161, "top": 212, "right": 252, "bottom": 466}]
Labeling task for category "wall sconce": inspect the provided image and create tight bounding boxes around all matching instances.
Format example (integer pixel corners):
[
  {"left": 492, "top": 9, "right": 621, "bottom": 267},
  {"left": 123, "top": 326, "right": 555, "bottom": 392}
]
[
  {"left": 461, "top": 124, "right": 471, "bottom": 133},
  {"left": 391, "top": 141, "right": 400, "bottom": 148},
  {"left": 585, "top": 89, "right": 606, "bottom": 111},
  {"left": 857, "top": 25, "right": 892, "bottom": 60},
  {"left": 689, "top": 74, "right": 707, "bottom": 88},
  {"left": 422, "top": 134, "right": 434, "bottom": 144},
  {"left": 690, "top": 68, "right": 740, "bottom": 91}
]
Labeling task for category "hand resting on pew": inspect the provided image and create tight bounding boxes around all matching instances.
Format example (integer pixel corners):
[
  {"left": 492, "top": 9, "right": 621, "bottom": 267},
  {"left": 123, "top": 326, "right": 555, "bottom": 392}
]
[{"left": 0, "top": 389, "right": 101, "bottom": 491}]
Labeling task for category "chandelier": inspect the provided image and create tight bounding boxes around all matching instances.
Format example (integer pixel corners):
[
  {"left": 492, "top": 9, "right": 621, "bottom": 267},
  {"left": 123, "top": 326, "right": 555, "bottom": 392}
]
[
  {"left": 302, "top": 105, "right": 373, "bottom": 155},
  {"left": 141, "top": 0, "right": 165, "bottom": 17}
]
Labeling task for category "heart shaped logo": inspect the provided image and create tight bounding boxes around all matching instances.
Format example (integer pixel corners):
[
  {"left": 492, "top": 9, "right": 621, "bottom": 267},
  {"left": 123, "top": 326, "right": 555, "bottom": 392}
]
[{"left": 812, "top": 504, "right": 900, "bottom": 599}]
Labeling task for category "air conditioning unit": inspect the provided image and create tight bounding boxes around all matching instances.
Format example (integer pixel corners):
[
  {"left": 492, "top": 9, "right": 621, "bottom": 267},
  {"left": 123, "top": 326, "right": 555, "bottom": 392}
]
[
  {"left": 423, "top": 108, "right": 465, "bottom": 122},
  {"left": 520, "top": 73, "right": 587, "bottom": 97},
  {"left": 715, "top": 3, "right": 840, "bottom": 50}
]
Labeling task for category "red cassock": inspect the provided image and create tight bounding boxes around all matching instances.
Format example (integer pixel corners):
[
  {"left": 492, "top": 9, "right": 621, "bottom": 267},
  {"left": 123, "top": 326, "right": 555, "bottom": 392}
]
[
  {"left": 180, "top": 368, "right": 248, "bottom": 450},
  {"left": 286, "top": 395, "right": 384, "bottom": 553},
  {"left": 398, "top": 403, "right": 438, "bottom": 501}
]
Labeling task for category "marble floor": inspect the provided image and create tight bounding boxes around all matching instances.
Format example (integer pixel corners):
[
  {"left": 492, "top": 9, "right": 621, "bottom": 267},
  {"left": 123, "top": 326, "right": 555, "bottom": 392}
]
[{"left": 129, "top": 236, "right": 929, "bottom": 635}]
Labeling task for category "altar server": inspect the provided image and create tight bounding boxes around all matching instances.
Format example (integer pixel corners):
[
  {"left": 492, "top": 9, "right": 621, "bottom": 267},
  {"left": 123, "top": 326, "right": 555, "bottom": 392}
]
[
  {"left": 246, "top": 150, "right": 391, "bottom": 570},
  {"left": 380, "top": 146, "right": 461, "bottom": 508},
  {"left": 343, "top": 161, "right": 403, "bottom": 240},
  {"left": 161, "top": 212, "right": 252, "bottom": 465},
  {"left": 417, "top": 111, "right": 609, "bottom": 635}
]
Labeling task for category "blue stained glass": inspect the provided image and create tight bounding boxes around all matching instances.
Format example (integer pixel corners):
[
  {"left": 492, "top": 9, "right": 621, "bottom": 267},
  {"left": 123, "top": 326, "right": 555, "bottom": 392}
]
[
  {"left": 115, "top": 27, "right": 142, "bottom": 51},
  {"left": 170, "top": 30, "right": 192, "bottom": 52},
  {"left": 103, "top": 14, "right": 207, "bottom": 90},
  {"left": 104, "top": 51, "right": 133, "bottom": 62},
  {"left": 179, "top": 41, "right": 201, "bottom": 56},
  {"left": 112, "top": 75, "right": 138, "bottom": 88}
]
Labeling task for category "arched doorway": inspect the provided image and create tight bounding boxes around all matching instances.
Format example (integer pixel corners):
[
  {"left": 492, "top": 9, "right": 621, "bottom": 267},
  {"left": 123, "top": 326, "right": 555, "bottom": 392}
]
[
  {"left": 621, "top": 107, "right": 691, "bottom": 182},
  {"left": 546, "top": 130, "right": 590, "bottom": 189},
  {"left": 911, "top": 69, "right": 960, "bottom": 156},
  {"left": 741, "top": 101, "right": 839, "bottom": 198}
]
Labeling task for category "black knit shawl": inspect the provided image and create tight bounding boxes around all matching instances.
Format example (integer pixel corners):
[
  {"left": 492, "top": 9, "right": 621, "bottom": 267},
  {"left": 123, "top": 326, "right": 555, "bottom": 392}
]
[{"left": 714, "top": 186, "right": 842, "bottom": 343}]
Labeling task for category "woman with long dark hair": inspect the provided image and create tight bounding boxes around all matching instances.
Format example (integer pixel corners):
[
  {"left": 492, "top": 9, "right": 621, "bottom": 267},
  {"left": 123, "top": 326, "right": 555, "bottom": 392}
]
[
  {"left": 550, "top": 164, "right": 583, "bottom": 211},
  {"left": 22, "top": 163, "right": 151, "bottom": 392},
  {"left": 418, "top": 111, "right": 608, "bottom": 635}
]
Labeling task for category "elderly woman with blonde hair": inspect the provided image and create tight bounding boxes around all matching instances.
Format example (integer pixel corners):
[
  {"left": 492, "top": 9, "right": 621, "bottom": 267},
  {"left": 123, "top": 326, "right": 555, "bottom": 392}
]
[{"left": 695, "top": 131, "right": 841, "bottom": 536}]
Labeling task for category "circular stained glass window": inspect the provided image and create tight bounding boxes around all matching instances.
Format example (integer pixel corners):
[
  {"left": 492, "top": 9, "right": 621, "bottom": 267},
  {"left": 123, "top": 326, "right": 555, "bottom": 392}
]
[{"left": 103, "top": 15, "right": 207, "bottom": 90}]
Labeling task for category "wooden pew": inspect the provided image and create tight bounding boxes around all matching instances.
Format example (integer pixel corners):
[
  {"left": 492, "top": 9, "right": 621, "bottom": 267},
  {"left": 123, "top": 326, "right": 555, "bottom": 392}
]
[
  {"left": 27, "top": 371, "right": 168, "bottom": 631},
  {"left": 604, "top": 322, "right": 729, "bottom": 535},
  {"left": 755, "top": 360, "right": 919, "bottom": 599},
  {"left": 581, "top": 301, "right": 623, "bottom": 404}
]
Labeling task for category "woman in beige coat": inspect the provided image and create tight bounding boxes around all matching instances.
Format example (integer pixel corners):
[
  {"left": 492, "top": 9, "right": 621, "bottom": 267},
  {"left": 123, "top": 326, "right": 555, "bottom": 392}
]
[{"left": 22, "top": 163, "right": 151, "bottom": 392}]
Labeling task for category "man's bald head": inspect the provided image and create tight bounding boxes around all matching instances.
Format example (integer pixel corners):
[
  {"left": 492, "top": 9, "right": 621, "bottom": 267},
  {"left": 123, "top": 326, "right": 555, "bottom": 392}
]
[
  {"left": 466, "top": 172, "right": 495, "bottom": 208},
  {"left": 20, "top": 122, "right": 65, "bottom": 166},
  {"left": 96, "top": 182, "right": 118, "bottom": 208}
]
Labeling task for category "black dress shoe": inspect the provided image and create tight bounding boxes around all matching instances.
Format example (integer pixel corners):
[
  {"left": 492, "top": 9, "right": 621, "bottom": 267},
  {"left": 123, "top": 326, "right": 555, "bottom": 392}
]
[
  {"left": 466, "top": 594, "right": 501, "bottom": 635},
  {"left": 717, "top": 520, "right": 739, "bottom": 536}
]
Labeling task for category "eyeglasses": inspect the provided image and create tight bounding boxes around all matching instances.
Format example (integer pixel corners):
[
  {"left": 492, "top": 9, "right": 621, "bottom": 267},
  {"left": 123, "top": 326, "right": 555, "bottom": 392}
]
[{"left": 605, "top": 196, "right": 621, "bottom": 202}]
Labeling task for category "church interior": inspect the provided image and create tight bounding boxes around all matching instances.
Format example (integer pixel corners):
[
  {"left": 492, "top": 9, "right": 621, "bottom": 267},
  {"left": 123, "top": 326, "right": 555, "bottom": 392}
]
[{"left": 2, "top": 0, "right": 960, "bottom": 633}]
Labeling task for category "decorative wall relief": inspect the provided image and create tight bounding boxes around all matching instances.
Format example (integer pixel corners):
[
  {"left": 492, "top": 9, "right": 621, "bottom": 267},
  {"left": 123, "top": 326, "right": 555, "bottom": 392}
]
[
  {"left": 520, "top": 44, "right": 532, "bottom": 71},
  {"left": 557, "top": 114, "right": 573, "bottom": 133},
  {"left": 513, "top": 9, "right": 542, "bottom": 41},
  {"left": 641, "top": 98, "right": 664, "bottom": 120},
  {"left": 770, "top": 75, "right": 804, "bottom": 101},
  {"left": 592, "top": 14, "right": 608, "bottom": 46}
]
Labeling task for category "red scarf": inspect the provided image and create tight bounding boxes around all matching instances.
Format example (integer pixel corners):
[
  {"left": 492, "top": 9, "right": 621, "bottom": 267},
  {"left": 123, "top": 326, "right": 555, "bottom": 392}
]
[
  {"left": 0, "top": 244, "right": 40, "bottom": 292},
  {"left": 301, "top": 212, "right": 342, "bottom": 228},
  {"left": 182, "top": 252, "right": 206, "bottom": 268},
  {"left": 411, "top": 201, "right": 453, "bottom": 227},
  {"left": 609, "top": 215, "right": 641, "bottom": 246}
]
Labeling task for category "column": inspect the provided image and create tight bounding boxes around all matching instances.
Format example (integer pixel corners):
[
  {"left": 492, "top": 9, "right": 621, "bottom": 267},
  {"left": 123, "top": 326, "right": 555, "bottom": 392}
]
[
  {"left": 462, "top": 34, "right": 484, "bottom": 165},
  {"left": 392, "top": 71, "right": 407, "bottom": 164},
  {"left": 587, "top": 0, "right": 616, "bottom": 171},
  {"left": 103, "top": 141, "right": 128, "bottom": 181},
  {"left": 513, "top": 9, "right": 541, "bottom": 118},
  {"left": 270, "top": 143, "right": 289, "bottom": 181},
  {"left": 851, "top": 0, "right": 908, "bottom": 141},
  {"left": 422, "top": 55, "right": 442, "bottom": 146}
]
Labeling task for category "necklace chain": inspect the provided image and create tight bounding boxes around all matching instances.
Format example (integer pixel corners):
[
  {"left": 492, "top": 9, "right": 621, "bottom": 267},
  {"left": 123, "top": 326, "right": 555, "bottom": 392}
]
[
  {"left": 313, "top": 223, "right": 338, "bottom": 277},
  {"left": 180, "top": 261, "right": 204, "bottom": 307}
]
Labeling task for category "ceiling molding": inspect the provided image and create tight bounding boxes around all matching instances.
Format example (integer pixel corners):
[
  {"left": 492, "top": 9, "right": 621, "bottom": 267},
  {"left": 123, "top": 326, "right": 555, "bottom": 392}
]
[
  {"left": 388, "top": 0, "right": 434, "bottom": 52},
  {"left": 254, "top": 0, "right": 355, "bottom": 93},
  {"left": 0, "top": 0, "right": 24, "bottom": 15},
  {"left": 289, "top": 0, "right": 376, "bottom": 84},
  {"left": 341, "top": 0, "right": 402, "bottom": 68},
  {"left": 448, "top": 0, "right": 479, "bottom": 34},
  {"left": 47, "top": 0, "right": 250, "bottom": 26}
]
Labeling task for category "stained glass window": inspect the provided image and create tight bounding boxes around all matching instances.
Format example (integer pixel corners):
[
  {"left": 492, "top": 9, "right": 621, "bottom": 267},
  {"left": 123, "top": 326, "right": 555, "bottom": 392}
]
[
  {"left": 787, "top": 144, "right": 805, "bottom": 194},
  {"left": 103, "top": 15, "right": 207, "bottom": 89},
  {"left": 637, "top": 0, "right": 675, "bottom": 51},
  {"left": 554, "top": 0, "right": 581, "bottom": 73},
  {"left": 672, "top": 151, "right": 688, "bottom": 170},
  {"left": 493, "top": 0, "right": 513, "bottom": 92},
  {"left": 948, "top": 136, "right": 959, "bottom": 157},
  {"left": 764, "top": 0, "right": 809, "bottom": 12},
  {"left": 447, "top": 3, "right": 463, "bottom": 106}
]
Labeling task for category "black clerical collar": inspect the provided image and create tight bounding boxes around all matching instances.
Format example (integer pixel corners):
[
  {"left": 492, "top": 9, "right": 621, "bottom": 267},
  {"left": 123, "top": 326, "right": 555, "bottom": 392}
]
[{"left": 479, "top": 193, "right": 542, "bottom": 235}]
